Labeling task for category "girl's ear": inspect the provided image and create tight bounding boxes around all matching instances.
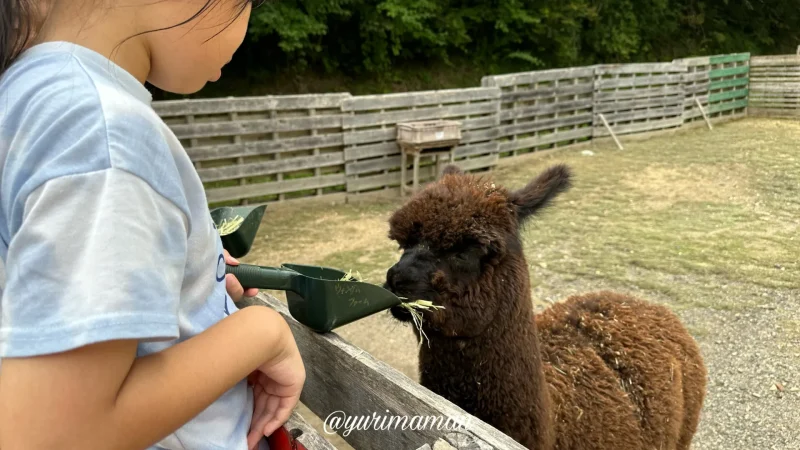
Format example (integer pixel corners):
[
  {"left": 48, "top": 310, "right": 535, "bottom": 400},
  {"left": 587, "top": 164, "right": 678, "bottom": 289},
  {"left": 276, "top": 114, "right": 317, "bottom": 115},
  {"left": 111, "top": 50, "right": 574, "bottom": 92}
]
[{"left": 508, "top": 164, "right": 572, "bottom": 224}]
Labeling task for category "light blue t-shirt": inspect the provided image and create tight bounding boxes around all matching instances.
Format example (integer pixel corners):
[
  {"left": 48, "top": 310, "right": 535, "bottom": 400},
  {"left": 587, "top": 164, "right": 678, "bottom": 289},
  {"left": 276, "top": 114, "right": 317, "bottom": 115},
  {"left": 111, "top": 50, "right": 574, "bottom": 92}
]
[{"left": 0, "top": 41, "right": 265, "bottom": 450}]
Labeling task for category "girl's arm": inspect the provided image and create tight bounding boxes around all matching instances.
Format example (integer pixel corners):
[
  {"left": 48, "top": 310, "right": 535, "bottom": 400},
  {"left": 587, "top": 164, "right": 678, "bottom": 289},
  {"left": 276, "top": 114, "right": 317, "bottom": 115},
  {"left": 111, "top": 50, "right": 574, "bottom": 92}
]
[{"left": 0, "top": 304, "right": 297, "bottom": 450}]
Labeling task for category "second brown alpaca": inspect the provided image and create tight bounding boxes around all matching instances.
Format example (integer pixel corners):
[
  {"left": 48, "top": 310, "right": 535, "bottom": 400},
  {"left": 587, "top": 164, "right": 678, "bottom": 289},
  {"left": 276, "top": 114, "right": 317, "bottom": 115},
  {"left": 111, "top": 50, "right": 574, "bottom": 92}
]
[{"left": 384, "top": 164, "right": 707, "bottom": 450}]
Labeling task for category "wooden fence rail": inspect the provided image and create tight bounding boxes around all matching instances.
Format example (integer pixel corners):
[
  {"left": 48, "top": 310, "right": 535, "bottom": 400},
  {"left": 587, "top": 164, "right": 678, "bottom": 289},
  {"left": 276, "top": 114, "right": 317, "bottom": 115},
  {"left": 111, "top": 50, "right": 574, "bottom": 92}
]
[
  {"left": 240, "top": 294, "right": 528, "bottom": 450},
  {"left": 749, "top": 54, "right": 800, "bottom": 117},
  {"left": 149, "top": 52, "right": 786, "bottom": 207}
]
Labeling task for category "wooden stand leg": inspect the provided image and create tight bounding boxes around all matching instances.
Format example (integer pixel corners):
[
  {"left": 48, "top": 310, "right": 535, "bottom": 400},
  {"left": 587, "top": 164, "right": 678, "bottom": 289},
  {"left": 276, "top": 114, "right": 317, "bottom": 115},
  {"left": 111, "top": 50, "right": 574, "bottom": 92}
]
[
  {"left": 412, "top": 153, "right": 421, "bottom": 193},
  {"left": 400, "top": 150, "right": 407, "bottom": 197}
]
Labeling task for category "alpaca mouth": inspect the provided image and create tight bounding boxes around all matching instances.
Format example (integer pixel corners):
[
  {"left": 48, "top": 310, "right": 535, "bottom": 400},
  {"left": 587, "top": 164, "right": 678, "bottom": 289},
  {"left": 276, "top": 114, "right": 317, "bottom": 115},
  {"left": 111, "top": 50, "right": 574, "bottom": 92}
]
[{"left": 383, "top": 283, "right": 419, "bottom": 323}]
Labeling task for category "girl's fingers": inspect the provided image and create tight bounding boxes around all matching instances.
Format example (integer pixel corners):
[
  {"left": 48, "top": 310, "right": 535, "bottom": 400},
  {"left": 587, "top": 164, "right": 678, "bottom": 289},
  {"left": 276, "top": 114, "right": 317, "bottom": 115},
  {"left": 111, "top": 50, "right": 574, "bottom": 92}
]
[
  {"left": 225, "top": 273, "right": 245, "bottom": 302},
  {"left": 250, "top": 386, "right": 269, "bottom": 432},
  {"left": 223, "top": 249, "right": 239, "bottom": 265},
  {"left": 260, "top": 397, "right": 294, "bottom": 438}
]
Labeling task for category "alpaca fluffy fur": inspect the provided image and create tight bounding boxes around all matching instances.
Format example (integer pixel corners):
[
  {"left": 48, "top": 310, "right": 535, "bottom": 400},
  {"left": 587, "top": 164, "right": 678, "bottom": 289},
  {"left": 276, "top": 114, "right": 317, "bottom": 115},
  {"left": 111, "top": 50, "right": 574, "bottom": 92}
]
[{"left": 384, "top": 164, "right": 707, "bottom": 450}]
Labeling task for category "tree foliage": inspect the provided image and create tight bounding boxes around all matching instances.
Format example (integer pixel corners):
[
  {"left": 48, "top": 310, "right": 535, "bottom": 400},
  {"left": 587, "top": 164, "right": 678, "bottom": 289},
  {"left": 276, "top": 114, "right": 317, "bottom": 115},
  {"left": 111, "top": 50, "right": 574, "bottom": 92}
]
[{"left": 233, "top": 0, "right": 799, "bottom": 78}]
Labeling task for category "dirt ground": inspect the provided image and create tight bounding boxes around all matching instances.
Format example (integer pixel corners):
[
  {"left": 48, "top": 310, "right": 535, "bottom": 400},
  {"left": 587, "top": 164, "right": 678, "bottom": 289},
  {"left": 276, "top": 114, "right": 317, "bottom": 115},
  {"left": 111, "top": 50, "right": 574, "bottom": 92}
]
[{"left": 242, "top": 118, "right": 800, "bottom": 449}]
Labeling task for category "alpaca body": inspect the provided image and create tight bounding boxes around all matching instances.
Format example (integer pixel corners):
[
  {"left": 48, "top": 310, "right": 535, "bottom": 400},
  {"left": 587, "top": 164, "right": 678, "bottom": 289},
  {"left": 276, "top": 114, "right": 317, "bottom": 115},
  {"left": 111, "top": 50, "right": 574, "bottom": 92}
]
[
  {"left": 418, "top": 290, "right": 706, "bottom": 450},
  {"left": 385, "top": 164, "right": 707, "bottom": 450}
]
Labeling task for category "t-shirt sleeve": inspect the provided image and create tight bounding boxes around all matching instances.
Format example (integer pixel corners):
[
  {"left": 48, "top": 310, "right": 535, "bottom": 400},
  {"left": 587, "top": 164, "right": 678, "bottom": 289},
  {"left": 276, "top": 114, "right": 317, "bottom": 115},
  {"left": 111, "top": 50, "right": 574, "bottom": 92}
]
[{"left": 0, "top": 167, "right": 189, "bottom": 357}]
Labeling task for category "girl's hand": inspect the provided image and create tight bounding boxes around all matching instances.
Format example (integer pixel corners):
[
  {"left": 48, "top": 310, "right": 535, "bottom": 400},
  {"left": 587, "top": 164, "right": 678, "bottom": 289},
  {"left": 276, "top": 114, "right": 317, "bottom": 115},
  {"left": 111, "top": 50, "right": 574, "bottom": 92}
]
[
  {"left": 224, "top": 249, "right": 259, "bottom": 302},
  {"left": 246, "top": 342, "right": 306, "bottom": 450}
]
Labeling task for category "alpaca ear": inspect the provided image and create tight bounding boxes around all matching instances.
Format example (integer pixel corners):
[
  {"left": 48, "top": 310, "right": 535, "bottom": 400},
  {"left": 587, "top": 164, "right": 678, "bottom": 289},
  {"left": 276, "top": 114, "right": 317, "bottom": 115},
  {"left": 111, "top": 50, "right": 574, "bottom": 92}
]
[
  {"left": 509, "top": 164, "right": 572, "bottom": 223},
  {"left": 442, "top": 164, "right": 463, "bottom": 176}
]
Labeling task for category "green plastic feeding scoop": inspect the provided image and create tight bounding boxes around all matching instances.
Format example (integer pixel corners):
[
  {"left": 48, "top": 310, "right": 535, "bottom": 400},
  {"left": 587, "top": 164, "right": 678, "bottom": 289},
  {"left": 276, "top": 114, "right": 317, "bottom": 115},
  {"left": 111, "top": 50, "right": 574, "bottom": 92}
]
[{"left": 209, "top": 205, "right": 403, "bottom": 333}]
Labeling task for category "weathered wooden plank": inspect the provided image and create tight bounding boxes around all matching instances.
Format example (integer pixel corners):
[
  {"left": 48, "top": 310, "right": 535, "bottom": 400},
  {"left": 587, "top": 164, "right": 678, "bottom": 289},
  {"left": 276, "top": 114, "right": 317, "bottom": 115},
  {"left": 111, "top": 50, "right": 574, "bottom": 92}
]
[
  {"left": 709, "top": 53, "right": 751, "bottom": 65},
  {"left": 750, "top": 90, "right": 800, "bottom": 97},
  {"left": 598, "top": 106, "right": 684, "bottom": 124},
  {"left": 674, "top": 56, "right": 711, "bottom": 66},
  {"left": 284, "top": 411, "right": 338, "bottom": 450},
  {"left": 708, "top": 99, "right": 749, "bottom": 114},
  {"left": 749, "top": 101, "right": 800, "bottom": 107},
  {"left": 748, "top": 107, "right": 800, "bottom": 117},
  {"left": 499, "top": 127, "right": 593, "bottom": 153},
  {"left": 708, "top": 88, "right": 749, "bottom": 103},
  {"left": 455, "top": 142, "right": 498, "bottom": 159},
  {"left": 593, "top": 95, "right": 685, "bottom": 113},
  {"left": 170, "top": 115, "right": 343, "bottom": 140},
  {"left": 243, "top": 294, "right": 527, "bottom": 450},
  {"left": 153, "top": 94, "right": 350, "bottom": 117},
  {"left": 343, "top": 102, "right": 498, "bottom": 129},
  {"left": 457, "top": 154, "right": 499, "bottom": 171},
  {"left": 348, "top": 166, "right": 437, "bottom": 192},
  {"left": 346, "top": 155, "right": 403, "bottom": 176},
  {"left": 594, "top": 63, "right": 687, "bottom": 75},
  {"left": 499, "top": 84, "right": 594, "bottom": 103},
  {"left": 750, "top": 82, "right": 800, "bottom": 90},
  {"left": 684, "top": 82, "right": 711, "bottom": 96},
  {"left": 482, "top": 67, "right": 595, "bottom": 88},
  {"left": 750, "top": 55, "right": 800, "bottom": 66},
  {"left": 198, "top": 153, "right": 344, "bottom": 183},
  {"left": 749, "top": 82, "right": 800, "bottom": 89},
  {"left": 709, "top": 77, "right": 750, "bottom": 91},
  {"left": 594, "top": 73, "right": 684, "bottom": 89},
  {"left": 681, "top": 71, "right": 710, "bottom": 83},
  {"left": 708, "top": 66, "right": 750, "bottom": 79},
  {"left": 593, "top": 117, "right": 683, "bottom": 136},
  {"left": 593, "top": 86, "right": 684, "bottom": 102},
  {"left": 497, "top": 113, "right": 593, "bottom": 137},
  {"left": 683, "top": 94, "right": 709, "bottom": 108},
  {"left": 187, "top": 134, "right": 344, "bottom": 162},
  {"left": 342, "top": 88, "right": 500, "bottom": 112},
  {"left": 461, "top": 127, "right": 501, "bottom": 144},
  {"left": 206, "top": 173, "right": 346, "bottom": 203},
  {"left": 344, "top": 142, "right": 398, "bottom": 162},
  {"left": 498, "top": 98, "right": 593, "bottom": 121},
  {"left": 749, "top": 69, "right": 800, "bottom": 75},
  {"left": 343, "top": 128, "right": 395, "bottom": 147}
]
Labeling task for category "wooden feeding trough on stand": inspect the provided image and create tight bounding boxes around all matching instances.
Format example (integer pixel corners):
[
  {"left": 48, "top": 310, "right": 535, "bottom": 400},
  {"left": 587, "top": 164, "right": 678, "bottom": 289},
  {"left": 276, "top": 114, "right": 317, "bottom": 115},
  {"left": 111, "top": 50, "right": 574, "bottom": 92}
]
[{"left": 397, "top": 120, "right": 462, "bottom": 196}]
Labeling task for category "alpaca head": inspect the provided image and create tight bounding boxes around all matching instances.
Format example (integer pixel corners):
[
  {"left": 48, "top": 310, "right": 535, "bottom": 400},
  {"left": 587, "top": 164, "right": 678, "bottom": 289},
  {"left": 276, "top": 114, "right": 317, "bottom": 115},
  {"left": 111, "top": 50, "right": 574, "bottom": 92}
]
[{"left": 384, "top": 163, "right": 572, "bottom": 337}]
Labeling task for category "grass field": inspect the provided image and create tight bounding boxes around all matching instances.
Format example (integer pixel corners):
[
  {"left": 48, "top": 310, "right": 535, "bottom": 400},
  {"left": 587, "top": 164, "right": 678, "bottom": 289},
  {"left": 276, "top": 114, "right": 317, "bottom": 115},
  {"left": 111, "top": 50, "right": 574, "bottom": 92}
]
[{"left": 244, "top": 118, "right": 800, "bottom": 449}]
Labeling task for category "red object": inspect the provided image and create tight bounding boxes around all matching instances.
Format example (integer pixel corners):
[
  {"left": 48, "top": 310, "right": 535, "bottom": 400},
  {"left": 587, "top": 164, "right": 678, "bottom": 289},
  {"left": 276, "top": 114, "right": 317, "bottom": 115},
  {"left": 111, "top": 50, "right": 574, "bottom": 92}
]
[{"left": 267, "top": 426, "right": 308, "bottom": 450}]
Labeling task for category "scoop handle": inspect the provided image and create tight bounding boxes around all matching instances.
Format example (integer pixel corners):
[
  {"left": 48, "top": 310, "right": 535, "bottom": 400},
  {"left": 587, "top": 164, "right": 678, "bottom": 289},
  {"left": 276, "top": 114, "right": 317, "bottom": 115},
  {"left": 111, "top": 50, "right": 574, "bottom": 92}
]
[{"left": 226, "top": 263, "right": 294, "bottom": 291}]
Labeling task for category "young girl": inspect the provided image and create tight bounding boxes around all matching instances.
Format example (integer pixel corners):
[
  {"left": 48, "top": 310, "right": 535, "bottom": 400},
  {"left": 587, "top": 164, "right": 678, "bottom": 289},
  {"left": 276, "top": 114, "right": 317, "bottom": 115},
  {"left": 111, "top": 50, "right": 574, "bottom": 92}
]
[{"left": 0, "top": 1, "right": 306, "bottom": 449}]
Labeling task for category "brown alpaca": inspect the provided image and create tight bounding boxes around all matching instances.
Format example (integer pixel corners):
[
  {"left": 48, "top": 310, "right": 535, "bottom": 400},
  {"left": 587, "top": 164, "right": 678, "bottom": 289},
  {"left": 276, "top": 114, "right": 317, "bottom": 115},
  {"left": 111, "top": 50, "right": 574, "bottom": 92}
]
[{"left": 384, "top": 164, "right": 707, "bottom": 450}]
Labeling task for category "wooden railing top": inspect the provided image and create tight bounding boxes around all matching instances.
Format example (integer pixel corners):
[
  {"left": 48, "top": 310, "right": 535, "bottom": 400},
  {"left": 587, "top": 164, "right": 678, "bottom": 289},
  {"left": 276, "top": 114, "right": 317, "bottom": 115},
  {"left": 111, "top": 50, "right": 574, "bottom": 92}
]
[{"left": 240, "top": 294, "right": 528, "bottom": 450}]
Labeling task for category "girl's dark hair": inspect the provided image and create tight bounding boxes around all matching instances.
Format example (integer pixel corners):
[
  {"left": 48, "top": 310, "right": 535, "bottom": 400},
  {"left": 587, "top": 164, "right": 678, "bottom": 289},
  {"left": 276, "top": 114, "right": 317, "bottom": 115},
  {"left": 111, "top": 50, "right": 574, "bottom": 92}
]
[
  {"left": 1, "top": 0, "right": 266, "bottom": 77},
  {"left": 0, "top": 0, "right": 39, "bottom": 75}
]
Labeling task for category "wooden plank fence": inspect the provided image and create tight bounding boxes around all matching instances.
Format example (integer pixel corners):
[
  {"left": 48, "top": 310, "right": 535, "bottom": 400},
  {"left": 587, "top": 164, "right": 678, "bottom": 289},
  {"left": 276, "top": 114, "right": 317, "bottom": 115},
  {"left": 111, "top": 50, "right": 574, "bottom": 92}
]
[
  {"left": 341, "top": 88, "right": 501, "bottom": 195},
  {"left": 705, "top": 53, "right": 750, "bottom": 118},
  {"left": 749, "top": 54, "right": 800, "bottom": 117},
  {"left": 150, "top": 52, "right": 773, "bottom": 206},
  {"left": 154, "top": 94, "right": 350, "bottom": 205},
  {"left": 591, "top": 62, "right": 687, "bottom": 137},
  {"left": 481, "top": 67, "right": 594, "bottom": 157}
]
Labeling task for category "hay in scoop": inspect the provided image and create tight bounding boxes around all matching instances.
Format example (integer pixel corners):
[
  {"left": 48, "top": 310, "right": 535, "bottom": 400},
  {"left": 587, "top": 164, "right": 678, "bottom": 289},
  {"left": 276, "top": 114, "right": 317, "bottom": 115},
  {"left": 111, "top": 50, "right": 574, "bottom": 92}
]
[{"left": 217, "top": 215, "right": 244, "bottom": 236}]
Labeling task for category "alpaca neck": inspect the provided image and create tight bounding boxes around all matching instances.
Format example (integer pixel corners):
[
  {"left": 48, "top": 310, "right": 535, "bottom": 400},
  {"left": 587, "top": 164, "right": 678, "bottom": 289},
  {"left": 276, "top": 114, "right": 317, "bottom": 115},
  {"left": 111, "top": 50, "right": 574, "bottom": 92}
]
[{"left": 419, "top": 259, "right": 554, "bottom": 449}]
